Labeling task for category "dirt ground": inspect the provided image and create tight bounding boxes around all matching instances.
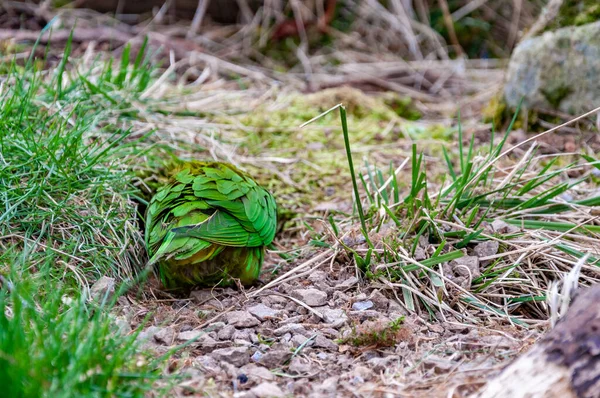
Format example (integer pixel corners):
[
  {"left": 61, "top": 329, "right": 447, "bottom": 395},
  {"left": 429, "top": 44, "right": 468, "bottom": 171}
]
[{"left": 120, "top": 259, "right": 537, "bottom": 397}]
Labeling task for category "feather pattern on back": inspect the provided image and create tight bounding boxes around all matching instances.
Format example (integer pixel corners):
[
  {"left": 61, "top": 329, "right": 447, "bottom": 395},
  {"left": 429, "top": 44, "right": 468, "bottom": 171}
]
[{"left": 145, "top": 161, "right": 277, "bottom": 288}]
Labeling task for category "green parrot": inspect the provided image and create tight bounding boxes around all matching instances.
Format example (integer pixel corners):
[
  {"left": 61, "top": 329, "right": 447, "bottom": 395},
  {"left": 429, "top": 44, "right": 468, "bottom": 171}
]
[{"left": 144, "top": 160, "right": 277, "bottom": 289}]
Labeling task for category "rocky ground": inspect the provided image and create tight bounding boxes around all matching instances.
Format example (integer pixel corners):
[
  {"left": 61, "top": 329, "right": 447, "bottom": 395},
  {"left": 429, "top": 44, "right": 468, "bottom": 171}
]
[{"left": 102, "top": 243, "right": 538, "bottom": 397}]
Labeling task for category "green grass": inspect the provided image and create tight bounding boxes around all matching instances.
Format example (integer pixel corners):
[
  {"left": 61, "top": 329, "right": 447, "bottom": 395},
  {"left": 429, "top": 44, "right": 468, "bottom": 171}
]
[
  {"left": 0, "top": 38, "right": 174, "bottom": 397},
  {"left": 322, "top": 102, "right": 600, "bottom": 325},
  {"left": 0, "top": 253, "right": 165, "bottom": 398}
]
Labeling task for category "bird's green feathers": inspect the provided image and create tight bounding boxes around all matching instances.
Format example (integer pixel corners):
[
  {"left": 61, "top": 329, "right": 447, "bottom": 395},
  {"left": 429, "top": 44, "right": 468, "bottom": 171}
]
[{"left": 145, "top": 161, "right": 277, "bottom": 288}]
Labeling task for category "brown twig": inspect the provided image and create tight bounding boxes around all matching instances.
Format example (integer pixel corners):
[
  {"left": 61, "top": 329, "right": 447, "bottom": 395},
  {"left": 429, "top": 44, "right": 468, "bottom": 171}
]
[{"left": 437, "top": 0, "right": 464, "bottom": 57}]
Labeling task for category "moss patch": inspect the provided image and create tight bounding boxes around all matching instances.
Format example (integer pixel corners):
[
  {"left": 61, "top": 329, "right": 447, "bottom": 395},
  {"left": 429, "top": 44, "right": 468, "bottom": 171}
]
[
  {"left": 544, "top": 0, "right": 600, "bottom": 31},
  {"left": 208, "top": 87, "right": 451, "bottom": 230}
]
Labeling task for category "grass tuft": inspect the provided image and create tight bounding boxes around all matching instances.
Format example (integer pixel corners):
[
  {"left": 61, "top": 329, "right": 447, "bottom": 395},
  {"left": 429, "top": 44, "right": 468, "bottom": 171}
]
[{"left": 0, "top": 40, "right": 174, "bottom": 396}]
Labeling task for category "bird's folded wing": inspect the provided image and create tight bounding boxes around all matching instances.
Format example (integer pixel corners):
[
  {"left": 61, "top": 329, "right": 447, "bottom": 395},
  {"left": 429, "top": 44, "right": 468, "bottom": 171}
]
[{"left": 171, "top": 210, "right": 264, "bottom": 247}]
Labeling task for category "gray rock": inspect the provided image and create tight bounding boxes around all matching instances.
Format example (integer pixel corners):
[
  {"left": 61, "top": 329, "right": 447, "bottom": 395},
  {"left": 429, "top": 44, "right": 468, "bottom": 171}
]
[
  {"left": 207, "top": 321, "right": 226, "bottom": 332},
  {"left": 335, "top": 276, "right": 359, "bottom": 290},
  {"left": 217, "top": 325, "right": 236, "bottom": 340},
  {"left": 315, "top": 376, "right": 338, "bottom": 394},
  {"left": 280, "top": 333, "right": 292, "bottom": 343},
  {"left": 251, "top": 350, "right": 263, "bottom": 362},
  {"left": 250, "top": 382, "right": 285, "bottom": 398},
  {"left": 291, "top": 288, "right": 328, "bottom": 307},
  {"left": 211, "top": 347, "right": 250, "bottom": 367},
  {"left": 273, "top": 323, "right": 307, "bottom": 336},
  {"left": 505, "top": 21, "right": 600, "bottom": 115},
  {"left": 414, "top": 245, "right": 427, "bottom": 261},
  {"left": 263, "top": 294, "right": 288, "bottom": 306},
  {"left": 347, "top": 365, "right": 373, "bottom": 385},
  {"left": 332, "top": 290, "right": 351, "bottom": 307},
  {"left": 114, "top": 316, "right": 132, "bottom": 335},
  {"left": 136, "top": 326, "right": 161, "bottom": 344},
  {"left": 352, "top": 300, "right": 374, "bottom": 311},
  {"left": 239, "top": 363, "right": 276, "bottom": 382},
  {"left": 291, "top": 334, "right": 314, "bottom": 347},
  {"left": 367, "top": 356, "right": 394, "bottom": 373},
  {"left": 320, "top": 327, "right": 341, "bottom": 339},
  {"left": 321, "top": 308, "right": 348, "bottom": 328},
  {"left": 474, "top": 241, "right": 499, "bottom": 266},
  {"left": 313, "top": 334, "right": 338, "bottom": 351},
  {"left": 198, "top": 335, "right": 219, "bottom": 350},
  {"left": 369, "top": 291, "right": 390, "bottom": 310},
  {"left": 388, "top": 300, "right": 409, "bottom": 316},
  {"left": 276, "top": 282, "right": 293, "bottom": 295},
  {"left": 177, "top": 330, "right": 203, "bottom": 341},
  {"left": 194, "top": 355, "right": 222, "bottom": 374},
  {"left": 154, "top": 327, "right": 176, "bottom": 345},
  {"left": 254, "top": 348, "right": 293, "bottom": 368},
  {"left": 247, "top": 303, "right": 281, "bottom": 321},
  {"left": 348, "top": 310, "right": 382, "bottom": 321},
  {"left": 308, "top": 270, "right": 329, "bottom": 284},
  {"left": 225, "top": 311, "right": 260, "bottom": 328},
  {"left": 90, "top": 276, "right": 115, "bottom": 302},
  {"left": 284, "top": 301, "right": 298, "bottom": 312},
  {"left": 233, "top": 329, "right": 258, "bottom": 344},
  {"left": 297, "top": 306, "right": 308, "bottom": 316},
  {"left": 450, "top": 256, "right": 480, "bottom": 279},
  {"left": 490, "top": 219, "right": 511, "bottom": 233},
  {"left": 289, "top": 357, "right": 313, "bottom": 375},
  {"left": 280, "top": 315, "right": 305, "bottom": 324},
  {"left": 423, "top": 355, "right": 454, "bottom": 373}
]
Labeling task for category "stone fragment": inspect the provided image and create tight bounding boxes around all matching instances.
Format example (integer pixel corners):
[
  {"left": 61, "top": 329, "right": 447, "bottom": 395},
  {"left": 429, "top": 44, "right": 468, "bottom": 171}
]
[
  {"left": 334, "top": 277, "right": 359, "bottom": 290},
  {"left": 289, "top": 357, "right": 313, "bottom": 375},
  {"left": 207, "top": 321, "right": 226, "bottom": 331},
  {"left": 194, "top": 355, "right": 222, "bottom": 374},
  {"left": 211, "top": 347, "right": 250, "bottom": 367},
  {"left": 348, "top": 310, "right": 382, "bottom": 321},
  {"left": 352, "top": 300, "right": 374, "bottom": 311},
  {"left": 136, "top": 326, "right": 160, "bottom": 344},
  {"left": 250, "top": 382, "right": 285, "bottom": 398},
  {"left": 321, "top": 308, "right": 348, "bottom": 328},
  {"left": 247, "top": 303, "right": 281, "bottom": 321},
  {"left": 225, "top": 311, "right": 260, "bottom": 328},
  {"left": 273, "top": 323, "right": 307, "bottom": 336},
  {"left": 154, "top": 327, "right": 176, "bottom": 345},
  {"left": 291, "top": 334, "right": 315, "bottom": 347},
  {"left": 474, "top": 241, "right": 499, "bottom": 258},
  {"left": 369, "top": 290, "right": 390, "bottom": 310},
  {"left": 451, "top": 256, "right": 480, "bottom": 279},
  {"left": 217, "top": 325, "right": 236, "bottom": 340},
  {"left": 291, "top": 288, "right": 328, "bottom": 306},
  {"left": 177, "top": 330, "right": 202, "bottom": 341},
  {"left": 90, "top": 276, "right": 115, "bottom": 302},
  {"left": 239, "top": 363, "right": 276, "bottom": 382},
  {"left": 313, "top": 334, "right": 338, "bottom": 351},
  {"left": 254, "top": 348, "right": 293, "bottom": 368}
]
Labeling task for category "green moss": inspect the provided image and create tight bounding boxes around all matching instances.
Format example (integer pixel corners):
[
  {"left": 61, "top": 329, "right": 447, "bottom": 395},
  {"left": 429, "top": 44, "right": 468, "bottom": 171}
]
[
  {"left": 206, "top": 87, "right": 453, "bottom": 231},
  {"left": 383, "top": 94, "right": 421, "bottom": 120},
  {"left": 541, "top": 85, "right": 572, "bottom": 108},
  {"left": 482, "top": 94, "right": 507, "bottom": 127},
  {"left": 544, "top": 0, "right": 600, "bottom": 31},
  {"left": 340, "top": 317, "right": 407, "bottom": 348}
]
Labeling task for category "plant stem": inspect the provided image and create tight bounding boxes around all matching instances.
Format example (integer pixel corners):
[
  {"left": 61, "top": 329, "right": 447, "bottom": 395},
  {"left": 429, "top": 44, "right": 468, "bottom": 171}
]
[{"left": 340, "top": 106, "right": 367, "bottom": 233}]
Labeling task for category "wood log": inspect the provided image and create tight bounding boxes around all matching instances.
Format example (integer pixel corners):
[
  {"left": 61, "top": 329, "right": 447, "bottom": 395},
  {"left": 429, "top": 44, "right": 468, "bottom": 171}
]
[{"left": 477, "top": 285, "right": 600, "bottom": 398}]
